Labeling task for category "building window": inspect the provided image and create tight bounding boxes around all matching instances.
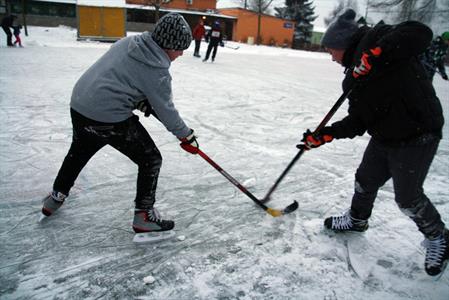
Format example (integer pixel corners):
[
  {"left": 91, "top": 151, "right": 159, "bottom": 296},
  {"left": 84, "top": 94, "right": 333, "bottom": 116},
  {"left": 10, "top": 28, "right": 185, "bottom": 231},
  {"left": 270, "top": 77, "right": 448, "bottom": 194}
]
[
  {"left": 186, "top": 0, "right": 193, "bottom": 5},
  {"left": 11, "top": 1, "right": 76, "bottom": 18}
]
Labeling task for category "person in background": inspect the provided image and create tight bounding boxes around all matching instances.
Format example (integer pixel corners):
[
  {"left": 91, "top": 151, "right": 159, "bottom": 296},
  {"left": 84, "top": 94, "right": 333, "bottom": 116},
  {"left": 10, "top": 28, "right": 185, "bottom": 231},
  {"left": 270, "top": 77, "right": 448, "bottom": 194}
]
[
  {"left": 41, "top": 13, "right": 200, "bottom": 236},
  {"left": 203, "top": 20, "right": 224, "bottom": 63},
  {"left": 192, "top": 19, "right": 205, "bottom": 58},
  {"left": 13, "top": 24, "right": 23, "bottom": 47},
  {"left": 1, "top": 14, "right": 17, "bottom": 47},
  {"left": 420, "top": 31, "right": 449, "bottom": 81},
  {"left": 299, "top": 9, "right": 448, "bottom": 277}
]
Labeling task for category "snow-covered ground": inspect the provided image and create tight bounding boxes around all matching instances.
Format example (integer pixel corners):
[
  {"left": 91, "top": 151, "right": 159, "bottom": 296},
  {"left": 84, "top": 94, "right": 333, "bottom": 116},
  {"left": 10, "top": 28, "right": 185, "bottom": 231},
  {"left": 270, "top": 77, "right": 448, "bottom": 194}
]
[{"left": 0, "top": 26, "right": 448, "bottom": 299}]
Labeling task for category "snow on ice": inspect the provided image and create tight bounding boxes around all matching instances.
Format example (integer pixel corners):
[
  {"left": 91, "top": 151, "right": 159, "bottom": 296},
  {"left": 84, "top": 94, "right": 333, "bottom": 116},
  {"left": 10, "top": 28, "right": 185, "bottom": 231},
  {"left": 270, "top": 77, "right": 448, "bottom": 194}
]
[
  {"left": 143, "top": 275, "right": 156, "bottom": 285},
  {"left": 0, "top": 26, "right": 448, "bottom": 299}
]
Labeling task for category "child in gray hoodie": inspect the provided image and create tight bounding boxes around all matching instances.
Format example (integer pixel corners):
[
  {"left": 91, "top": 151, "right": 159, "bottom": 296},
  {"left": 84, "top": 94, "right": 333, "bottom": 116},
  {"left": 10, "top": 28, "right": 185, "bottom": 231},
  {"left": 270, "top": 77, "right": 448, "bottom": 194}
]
[{"left": 42, "top": 13, "right": 198, "bottom": 236}]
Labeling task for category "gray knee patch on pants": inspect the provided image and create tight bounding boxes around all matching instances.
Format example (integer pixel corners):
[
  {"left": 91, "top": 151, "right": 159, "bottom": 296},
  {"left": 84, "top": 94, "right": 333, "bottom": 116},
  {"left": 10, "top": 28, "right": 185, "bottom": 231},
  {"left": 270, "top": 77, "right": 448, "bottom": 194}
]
[
  {"left": 398, "top": 197, "right": 426, "bottom": 218},
  {"left": 355, "top": 180, "right": 366, "bottom": 194},
  {"left": 399, "top": 207, "right": 416, "bottom": 217}
]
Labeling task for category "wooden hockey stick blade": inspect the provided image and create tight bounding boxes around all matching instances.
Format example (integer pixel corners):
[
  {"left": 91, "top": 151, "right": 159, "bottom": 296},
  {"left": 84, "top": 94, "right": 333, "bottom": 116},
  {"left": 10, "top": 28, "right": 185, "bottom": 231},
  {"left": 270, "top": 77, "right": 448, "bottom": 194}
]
[{"left": 266, "top": 200, "right": 298, "bottom": 217}]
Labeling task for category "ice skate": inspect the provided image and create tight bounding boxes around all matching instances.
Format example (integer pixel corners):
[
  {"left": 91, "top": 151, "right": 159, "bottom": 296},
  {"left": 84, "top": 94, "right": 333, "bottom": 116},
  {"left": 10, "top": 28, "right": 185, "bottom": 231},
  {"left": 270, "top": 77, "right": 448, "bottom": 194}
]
[
  {"left": 41, "top": 191, "right": 67, "bottom": 219},
  {"left": 132, "top": 208, "right": 175, "bottom": 243},
  {"left": 422, "top": 229, "right": 449, "bottom": 278},
  {"left": 324, "top": 210, "right": 368, "bottom": 232}
]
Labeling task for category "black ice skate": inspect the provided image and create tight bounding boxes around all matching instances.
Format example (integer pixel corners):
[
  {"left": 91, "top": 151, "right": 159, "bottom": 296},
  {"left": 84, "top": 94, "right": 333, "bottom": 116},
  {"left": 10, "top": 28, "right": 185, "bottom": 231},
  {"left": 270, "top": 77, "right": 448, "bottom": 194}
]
[
  {"left": 42, "top": 191, "right": 67, "bottom": 217},
  {"left": 132, "top": 208, "right": 175, "bottom": 243},
  {"left": 324, "top": 210, "right": 369, "bottom": 232},
  {"left": 422, "top": 229, "right": 449, "bottom": 277}
]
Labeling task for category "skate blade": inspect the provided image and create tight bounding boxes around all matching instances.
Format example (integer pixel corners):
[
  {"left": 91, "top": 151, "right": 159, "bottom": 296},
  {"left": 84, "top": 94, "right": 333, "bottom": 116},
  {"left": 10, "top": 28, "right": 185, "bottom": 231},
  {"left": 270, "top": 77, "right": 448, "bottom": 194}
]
[
  {"left": 432, "top": 260, "right": 448, "bottom": 281},
  {"left": 38, "top": 213, "right": 48, "bottom": 223},
  {"left": 133, "top": 231, "right": 176, "bottom": 243}
]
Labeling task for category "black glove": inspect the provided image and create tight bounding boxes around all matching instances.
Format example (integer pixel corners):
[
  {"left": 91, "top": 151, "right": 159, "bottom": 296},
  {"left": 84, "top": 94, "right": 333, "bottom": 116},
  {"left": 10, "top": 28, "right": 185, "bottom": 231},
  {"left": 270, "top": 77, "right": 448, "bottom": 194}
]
[
  {"left": 219, "top": 41, "right": 224, "bottom": 47},
  {"left": 297, "top": 128, "right": 334, "bottom": 150},
  {"left": 442, "top": 74, "right": 448, "bottom": 80},
  {"left": 136, "top": 100, "right": 152, "bottom": 117}
]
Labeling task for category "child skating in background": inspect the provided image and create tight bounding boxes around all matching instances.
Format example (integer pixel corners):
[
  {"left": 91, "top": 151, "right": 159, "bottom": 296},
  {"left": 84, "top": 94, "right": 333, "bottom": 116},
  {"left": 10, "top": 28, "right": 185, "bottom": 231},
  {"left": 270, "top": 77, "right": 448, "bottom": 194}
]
[{"left": 13, "top": 24, "right": 22, "bottom": 47}]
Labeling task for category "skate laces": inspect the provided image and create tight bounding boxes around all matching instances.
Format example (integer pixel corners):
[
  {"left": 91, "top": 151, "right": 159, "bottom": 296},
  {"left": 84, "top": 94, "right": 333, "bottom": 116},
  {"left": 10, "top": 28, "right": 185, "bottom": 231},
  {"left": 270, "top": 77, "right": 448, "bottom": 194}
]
[
  {"left": 422, "top": 235, "right": 447, "bottom": 267},
  {"left": 147, "top": 208, "right": 162, "bottom": 223},
  {"left": 51, "top": 191, "right": 66, "bottom": 202},
  {"left": 332, "top": 211, "right": 354, "bottom": 230}
]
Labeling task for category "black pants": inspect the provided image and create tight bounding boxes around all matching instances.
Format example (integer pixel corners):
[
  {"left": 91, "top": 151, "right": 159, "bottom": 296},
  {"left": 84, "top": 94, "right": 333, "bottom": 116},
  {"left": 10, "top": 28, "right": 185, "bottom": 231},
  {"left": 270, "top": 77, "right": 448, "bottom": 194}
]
[
  {"left": 53, "top": 109, "right": 162, "bottom": 209},
  {"left": 2, "top": 26, "right": 13, "bottom": 46},
  {"left": 205, "top": 43, "right": 218, "bottom": 60},
  {"left": 194, "top": 39, "right": 201, "bottom": 55},
  {"left": 350, "top": 135, "right": 445, "bottom": 238}
]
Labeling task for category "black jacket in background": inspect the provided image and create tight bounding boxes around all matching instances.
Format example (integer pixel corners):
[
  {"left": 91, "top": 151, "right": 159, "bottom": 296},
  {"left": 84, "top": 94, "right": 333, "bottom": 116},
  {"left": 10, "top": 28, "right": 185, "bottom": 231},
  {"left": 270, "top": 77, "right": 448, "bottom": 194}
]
[
  {"left": 206, "top": 25, "right": 223, "bottom": 46},
  {"left": 328, "top": 21, "right": 444, "bottom": 145},
  {"left": 1, "top": 15, "right": 15, "bottom": 27}
]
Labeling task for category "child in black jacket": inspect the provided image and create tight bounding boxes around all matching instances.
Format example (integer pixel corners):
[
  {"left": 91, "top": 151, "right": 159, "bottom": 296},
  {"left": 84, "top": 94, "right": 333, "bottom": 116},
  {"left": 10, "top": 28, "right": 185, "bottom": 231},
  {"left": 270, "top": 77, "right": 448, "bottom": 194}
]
[{"left": 300, "top": 9, "right": 448, "bottom": 277}]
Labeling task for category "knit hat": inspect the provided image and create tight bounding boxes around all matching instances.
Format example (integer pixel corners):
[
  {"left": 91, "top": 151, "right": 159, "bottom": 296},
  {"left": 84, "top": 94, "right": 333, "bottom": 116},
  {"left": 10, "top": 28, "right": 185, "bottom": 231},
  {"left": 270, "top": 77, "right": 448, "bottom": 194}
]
[
  {"left": 152, "top": 13, "right": 192, "bottom": 50},
  {"left": 321, "top": 9, "right": 359, "bottom": 49},
  {"left": 442, "top": 31, "right": 449, "bottom": 42}
]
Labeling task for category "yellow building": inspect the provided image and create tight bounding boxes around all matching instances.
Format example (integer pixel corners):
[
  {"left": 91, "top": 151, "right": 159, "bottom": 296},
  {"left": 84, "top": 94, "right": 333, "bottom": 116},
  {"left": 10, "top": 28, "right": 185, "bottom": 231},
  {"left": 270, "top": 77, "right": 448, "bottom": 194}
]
[{"left": 77, "top": 0, "right": 126, "bottom": 41}]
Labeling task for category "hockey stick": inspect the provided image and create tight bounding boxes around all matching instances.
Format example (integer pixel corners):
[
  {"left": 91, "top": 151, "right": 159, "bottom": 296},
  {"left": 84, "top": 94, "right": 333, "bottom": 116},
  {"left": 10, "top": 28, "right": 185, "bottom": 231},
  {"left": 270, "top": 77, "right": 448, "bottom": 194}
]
[
  {"left": 197, "top": 149, "right": 298, "bottom": 217},
  {"left": 261, "top": 88, "right": 354, "bottom": 203},
  {"left": 421, "top": 60, "right": 446, "bottom": 77},
  {"left": 224, "top": 44, "right": 240, "bottom": 50}
]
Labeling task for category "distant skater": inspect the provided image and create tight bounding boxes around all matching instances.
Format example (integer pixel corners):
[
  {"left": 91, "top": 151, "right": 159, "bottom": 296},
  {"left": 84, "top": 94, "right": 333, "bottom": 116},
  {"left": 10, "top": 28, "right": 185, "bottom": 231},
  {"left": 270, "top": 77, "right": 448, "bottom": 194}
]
[
  {"left": 13, "top": 25, "right": 23, "bottom": 47},
  {"left": 1, "top": 14, "right": 17, "bottom": 46},
  {"left": 192, "top": 19, "right": 205, "bottom": 57},
  {"left": 203, "top": 20, "right": 223, "bottom": 63}
]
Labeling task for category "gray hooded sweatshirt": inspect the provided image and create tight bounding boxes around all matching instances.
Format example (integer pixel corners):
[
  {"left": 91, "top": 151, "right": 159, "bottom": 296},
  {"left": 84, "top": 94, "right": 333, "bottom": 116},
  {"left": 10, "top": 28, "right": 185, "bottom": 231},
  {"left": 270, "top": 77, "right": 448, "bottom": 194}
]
[{"left": 70, "top": 32, "right": 191, "bottom": 139}]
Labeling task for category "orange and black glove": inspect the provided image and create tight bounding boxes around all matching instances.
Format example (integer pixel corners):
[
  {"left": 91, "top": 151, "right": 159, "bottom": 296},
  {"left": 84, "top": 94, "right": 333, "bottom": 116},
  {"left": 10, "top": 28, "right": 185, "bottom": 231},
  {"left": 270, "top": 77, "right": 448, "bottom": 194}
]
[
  {"left": 353, "top": 46, "right": 382, "bottom": 79},
  {"left": 297, "top": 128, "right": 334, "bottom": 150},
  {"left": 179, "top": 129, "right": 199, "bottom": 154}
]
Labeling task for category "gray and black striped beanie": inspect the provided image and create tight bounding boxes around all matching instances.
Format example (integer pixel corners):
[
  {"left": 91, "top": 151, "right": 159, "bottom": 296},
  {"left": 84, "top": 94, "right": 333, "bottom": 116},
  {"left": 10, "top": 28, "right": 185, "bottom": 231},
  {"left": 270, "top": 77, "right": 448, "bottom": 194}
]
[{"left": 152, "top": 13, "right": 192, "bottom": 50}]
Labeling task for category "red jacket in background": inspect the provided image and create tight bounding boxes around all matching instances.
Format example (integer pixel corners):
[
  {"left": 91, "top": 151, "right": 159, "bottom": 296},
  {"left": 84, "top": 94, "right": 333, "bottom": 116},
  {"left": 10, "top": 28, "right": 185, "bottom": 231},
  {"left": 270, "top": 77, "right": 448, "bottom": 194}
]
[{"left": 192, "top": 23, "right": 205, "bottom": 41}]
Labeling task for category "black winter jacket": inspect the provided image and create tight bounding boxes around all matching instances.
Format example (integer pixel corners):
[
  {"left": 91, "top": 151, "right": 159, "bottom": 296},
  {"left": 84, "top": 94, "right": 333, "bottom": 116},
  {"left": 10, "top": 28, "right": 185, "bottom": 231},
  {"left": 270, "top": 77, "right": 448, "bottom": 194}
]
[
  {"left": 206, "top": 25, "right": 223, "bottom": 46},
  {"left": 328, "top": 21, "right": 444, "bottom": 145},
  {"left": 1, "top": 15, "right": 15, "bottom": 27}
]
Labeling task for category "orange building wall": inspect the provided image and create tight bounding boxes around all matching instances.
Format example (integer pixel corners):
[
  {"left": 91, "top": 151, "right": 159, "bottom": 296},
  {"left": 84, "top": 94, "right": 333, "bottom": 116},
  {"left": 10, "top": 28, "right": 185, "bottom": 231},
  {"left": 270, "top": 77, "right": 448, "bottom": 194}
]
[
  {"left": 218, "top": 8, "right": 295, "bottom": 47},
  {"left": 78, "top": 6, "right": 126, "bottom": 40},
  {"left": 127, "top": 0, "right": 216, "bottom": 10}
]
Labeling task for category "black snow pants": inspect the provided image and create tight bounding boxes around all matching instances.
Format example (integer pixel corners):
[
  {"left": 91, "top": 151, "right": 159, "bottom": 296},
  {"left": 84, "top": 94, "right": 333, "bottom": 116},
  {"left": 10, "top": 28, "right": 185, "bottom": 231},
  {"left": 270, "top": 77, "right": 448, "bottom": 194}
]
[
  {"left": 205, "top": 43, "right": 218, "bottom": 61},
  {"left": 350, "top": 134, "right": 445, "bottom": 239},
  {"left": 2, "top": 25, "right": 13, "bottom": 46},
  {"left": 194, "top": 39, "right": 201, "bottom": 55},
  {"left": 53, "top": 109, "right": 162, "bottom": 209}
]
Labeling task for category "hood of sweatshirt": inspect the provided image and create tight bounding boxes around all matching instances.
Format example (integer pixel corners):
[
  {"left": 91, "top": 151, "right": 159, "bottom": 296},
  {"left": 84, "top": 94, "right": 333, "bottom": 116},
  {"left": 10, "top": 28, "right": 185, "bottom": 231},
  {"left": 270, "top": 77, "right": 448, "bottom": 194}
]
[{"left": 127, "top": 32, "right": 171, "bottom": 69}]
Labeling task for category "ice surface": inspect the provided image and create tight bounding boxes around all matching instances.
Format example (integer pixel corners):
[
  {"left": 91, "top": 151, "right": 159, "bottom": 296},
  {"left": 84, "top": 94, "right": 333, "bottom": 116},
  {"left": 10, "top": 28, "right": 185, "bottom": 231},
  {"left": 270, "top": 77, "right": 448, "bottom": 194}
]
[{"left": 0, "top": 26, "right": 448, "bottom": 299}]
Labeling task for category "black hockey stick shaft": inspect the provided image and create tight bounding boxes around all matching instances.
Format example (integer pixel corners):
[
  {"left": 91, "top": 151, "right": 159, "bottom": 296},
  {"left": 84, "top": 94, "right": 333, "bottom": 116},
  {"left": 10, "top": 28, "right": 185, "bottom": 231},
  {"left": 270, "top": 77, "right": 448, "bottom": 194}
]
[
  {"left": 197, "top": 149, "right": 297, "bottom": 217},
  {"left": 421, "top": 61, "right": 443, "bottom": 76},
  {"left": 262, "top": 88, "right": 354, "bottom": 202}
]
